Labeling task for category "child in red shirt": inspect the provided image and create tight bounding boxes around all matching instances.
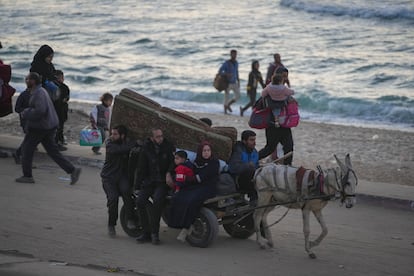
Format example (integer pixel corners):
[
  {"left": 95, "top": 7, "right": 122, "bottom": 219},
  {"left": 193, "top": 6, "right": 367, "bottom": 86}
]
[{"left": 174, "top": 150, "right": 195, "bottom": 192}]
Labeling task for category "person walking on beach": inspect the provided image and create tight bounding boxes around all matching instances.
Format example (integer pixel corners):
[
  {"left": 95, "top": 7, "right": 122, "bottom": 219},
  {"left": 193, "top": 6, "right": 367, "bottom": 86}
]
[
  {"left": 101, "top": 125, "right": 137, "bottom": 237},
  {"left": 265, "top": 53, "right": 290, "bottom": 87},
  {"left": 15, "top": 72, "right": 81, "bottom": 184},
  {"left": 219, "top": 49, "right": 240, "bottom": 114},
  {"left": 240, "top": 60, "right": 265, "bottom": 117},
  {"left": 53, "top": 70, "right": 70, "bottom": 150},
  {"left": 258, "top": 74, "right": 294, "bottom": 165},
  {"left": 134, "top": 128, "right": 175, "bottom": 245},
  {"left": 90, "top": 93, "right": 113, "bottom": 155}
]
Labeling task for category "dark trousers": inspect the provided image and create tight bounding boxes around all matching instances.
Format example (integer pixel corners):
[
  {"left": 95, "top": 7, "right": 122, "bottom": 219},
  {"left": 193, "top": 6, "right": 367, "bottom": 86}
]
[
  {"left": 241, "top": 90, "right": 257, "bottom": 112},
  {"left": 135, "top": 184, "right": 168, "bottom": 234},
  {"left": 258, "top": 126, "right": 294, "bottom": 165},
  {"left": 102, "top": 176, "right": 134, "bottom": 226},
  {"left": 55, "top": 120, "right": 65, "bottom": 144},
  {"left": 21, "top": 128, "right": 75, "bottom": 177}
]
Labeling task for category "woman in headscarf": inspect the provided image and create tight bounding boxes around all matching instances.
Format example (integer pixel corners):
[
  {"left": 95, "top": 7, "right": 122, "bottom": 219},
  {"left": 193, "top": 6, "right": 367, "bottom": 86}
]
[
  {"left": 168, "top": 141, "right": 219, "bottom": 241},
  {"left": 30, "top": 45, "right": 58, "bottom": 98}
]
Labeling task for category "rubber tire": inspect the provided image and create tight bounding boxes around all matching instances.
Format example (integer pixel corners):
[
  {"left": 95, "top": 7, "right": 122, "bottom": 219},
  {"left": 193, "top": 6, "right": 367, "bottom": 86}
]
[
  {"left": 186, "top": 207, "right": 219, "bottom": 248},
  {"left": 120, "top": 204, "right": 144, "bottom": 238},
  {"left": 223, "top": 212, "right": 256, "bottom": 239}
]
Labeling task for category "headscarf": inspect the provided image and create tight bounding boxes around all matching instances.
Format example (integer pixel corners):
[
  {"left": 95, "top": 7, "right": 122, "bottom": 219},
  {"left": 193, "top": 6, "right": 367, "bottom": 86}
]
[
  {"left": 30, "top": 45, "right": 56, "bottom": 82},
  {"left": 31, "top": 45, "right": 54, "bottom": 64},
  {"left": 194, "top": 140, "right": 214, "bottom": 165}
]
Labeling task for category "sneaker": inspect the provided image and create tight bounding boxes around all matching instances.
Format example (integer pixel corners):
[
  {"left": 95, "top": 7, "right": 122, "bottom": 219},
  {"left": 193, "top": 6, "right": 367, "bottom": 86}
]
[
  {"left": 12, "top": 152, "right": 21, "bottom": 164},
  {"left": 108, "top": 225, "right": 116, "bottom": 238},
  {"left": 70, "top": 167, "right": 82, "bottom": 185},
  {"left": 15, "top": 176, "right": 35, "bottom": 184},
  {"left": 127, "top": 220, "right": 136, "bottom": 230},
  {"left": 136, "top": 232, "right": 151, "bottom": 243},
  {"left": 92, "top": 150, "right": 102, "bottom": 155},
  {"left": 176, "top": 229, "right": 188, "bottom": 242},
  {"left": 151, "top": 233, "right": 160, "bottom": 245}
]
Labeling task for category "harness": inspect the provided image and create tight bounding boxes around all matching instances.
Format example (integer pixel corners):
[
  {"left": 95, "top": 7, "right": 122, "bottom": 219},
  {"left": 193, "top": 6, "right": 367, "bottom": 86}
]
[{"left": 295, "top": 166, "right": 327, "bottom": 200}]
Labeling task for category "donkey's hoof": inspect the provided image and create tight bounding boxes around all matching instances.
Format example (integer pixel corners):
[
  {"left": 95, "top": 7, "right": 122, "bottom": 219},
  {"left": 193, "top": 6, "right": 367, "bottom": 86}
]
[
  {"left": 258, "top": 240, "right": 270, "bottom": 249},
  {"left": 259, "top": 243, "right": 268, "bottom": 250},
  {"left": 308, "top": 253, "right": 317, "bottom": 259},
  {"left": 267, "top": 241, "right": 274, "bottom": 248}
]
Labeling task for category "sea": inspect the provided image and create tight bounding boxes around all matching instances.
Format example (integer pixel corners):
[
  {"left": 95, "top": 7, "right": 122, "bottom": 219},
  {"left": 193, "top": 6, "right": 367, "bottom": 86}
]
[{"left": 1, "top": 0, "right": 413, "bottom": 131}]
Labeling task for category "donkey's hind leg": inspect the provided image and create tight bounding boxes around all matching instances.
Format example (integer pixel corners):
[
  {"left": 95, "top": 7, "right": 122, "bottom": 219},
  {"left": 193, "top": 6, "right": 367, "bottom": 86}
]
[
  {"left": 253, "top": 191, "right": 273, "bottom": 249},
  {"left": 309, "top": 209, "right": 328, "bottom": 249}
]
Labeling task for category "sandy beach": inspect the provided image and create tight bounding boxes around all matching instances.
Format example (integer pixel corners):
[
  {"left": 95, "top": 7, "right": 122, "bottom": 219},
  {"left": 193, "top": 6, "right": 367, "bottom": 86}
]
[{"left": 1, "top": 98, "right": 413, "bottom": 187}]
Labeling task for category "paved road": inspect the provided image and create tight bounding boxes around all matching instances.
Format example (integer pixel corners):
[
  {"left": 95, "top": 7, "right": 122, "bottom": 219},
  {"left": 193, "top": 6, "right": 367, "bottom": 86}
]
[{"left": 0, "top": 156, "right": 413, "bottom": 276}]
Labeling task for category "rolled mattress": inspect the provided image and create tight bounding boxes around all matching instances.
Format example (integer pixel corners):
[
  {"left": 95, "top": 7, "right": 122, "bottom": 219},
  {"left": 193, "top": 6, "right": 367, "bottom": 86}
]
[{"left": 111, "top": 89, "right": 237, "bottom": 161}]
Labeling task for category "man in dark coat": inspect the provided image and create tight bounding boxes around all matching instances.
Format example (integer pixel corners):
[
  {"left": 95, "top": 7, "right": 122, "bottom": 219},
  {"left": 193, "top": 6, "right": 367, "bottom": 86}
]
[
  {"left": 101, "top": 125, "right": 137, "bottom": 237},
  {"left": 134, "top": 128, "right": 175, "bottom": 245}
]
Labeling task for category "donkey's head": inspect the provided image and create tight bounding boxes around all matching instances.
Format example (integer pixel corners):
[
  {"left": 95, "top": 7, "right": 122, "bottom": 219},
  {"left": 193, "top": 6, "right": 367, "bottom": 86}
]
[{"left": 334, "top": 154, "right": 358, "bottom": 208}]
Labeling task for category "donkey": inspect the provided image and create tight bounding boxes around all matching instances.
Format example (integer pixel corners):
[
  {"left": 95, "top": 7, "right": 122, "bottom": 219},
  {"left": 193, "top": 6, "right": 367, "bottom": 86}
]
[{"left": 253, "top": 154, "right": 357, "bottom": 258}]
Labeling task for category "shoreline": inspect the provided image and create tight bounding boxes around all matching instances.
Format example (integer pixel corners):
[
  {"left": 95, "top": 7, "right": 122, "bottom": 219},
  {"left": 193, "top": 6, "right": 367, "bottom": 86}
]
[{"left": 1, "top": 98, "right": 413, "bottom": 187}]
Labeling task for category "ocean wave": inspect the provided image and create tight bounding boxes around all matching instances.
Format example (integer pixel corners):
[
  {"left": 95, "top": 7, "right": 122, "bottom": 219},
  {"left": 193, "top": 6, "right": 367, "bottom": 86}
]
[
  {"left": 280, "top": 0, "right": 414, "bottom": 21},
  {"left": 145, "top": 87, "right": 414, "bottom": 126}
]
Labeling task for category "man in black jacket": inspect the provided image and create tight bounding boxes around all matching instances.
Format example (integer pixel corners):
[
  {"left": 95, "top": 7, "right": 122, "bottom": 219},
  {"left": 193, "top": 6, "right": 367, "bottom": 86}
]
[
  {"left": 101, "top": 125, "right": 137, "bottom": 237},
  {"left": 134, "top": 128, "right": 175, "bottom": 245}
]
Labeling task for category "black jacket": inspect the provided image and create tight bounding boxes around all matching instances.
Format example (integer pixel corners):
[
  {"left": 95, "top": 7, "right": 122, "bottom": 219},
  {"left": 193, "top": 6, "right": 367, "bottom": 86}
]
[
  {"left": 134, "top": 138, "right": 175, "bottom": 190},
  {"left": 100, "top": 139, "right": 136, "bottom": 181}
]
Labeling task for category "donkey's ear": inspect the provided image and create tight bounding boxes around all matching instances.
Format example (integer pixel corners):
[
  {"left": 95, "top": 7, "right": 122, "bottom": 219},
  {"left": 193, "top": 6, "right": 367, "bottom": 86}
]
[
  {"left": 334, "top": 154, "right": 347, "bottom": 172},
  {"left": 345, "top": 153, "right": 352, "bottom": 169}
]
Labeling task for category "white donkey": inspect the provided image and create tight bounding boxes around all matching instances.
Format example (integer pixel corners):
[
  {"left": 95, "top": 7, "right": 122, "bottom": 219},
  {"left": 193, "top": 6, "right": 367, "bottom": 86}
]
[{"left": 253, "top": 154, "right": 357, "bottom": 258}]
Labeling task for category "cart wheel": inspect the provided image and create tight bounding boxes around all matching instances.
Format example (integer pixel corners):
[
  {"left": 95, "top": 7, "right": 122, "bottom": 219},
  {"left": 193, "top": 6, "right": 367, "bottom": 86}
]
[
  {"left": 223, "top": 212, "right": 256, "bottom": 239},
  {"left": 186, "top": 207, "right": 219, "bottom": 248},
  {"left": 120, "top": 205, "right": 144, "bottom": 238}
]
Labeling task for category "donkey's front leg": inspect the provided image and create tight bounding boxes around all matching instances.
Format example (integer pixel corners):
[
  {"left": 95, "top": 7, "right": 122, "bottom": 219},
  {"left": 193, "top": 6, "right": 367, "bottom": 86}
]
[
  {"left": 261, "top": 207, "right": 274, "bottom": 248},
  {"left": 302, "top": 208, "right": 316, "bottom": 259},
  {"left": 309, "top": 209, "right": 328, "bottom": 249},
  {"left": 253, "top": 208, "right": 269, "bottom": 249}
]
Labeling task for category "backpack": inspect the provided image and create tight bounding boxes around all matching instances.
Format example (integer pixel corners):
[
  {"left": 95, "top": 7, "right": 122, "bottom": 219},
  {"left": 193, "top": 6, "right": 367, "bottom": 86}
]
[
  {"left": 279, "top": 100, "right": 300, "bottom": 128},
  {"left": 44, "top": 80, "right": 60, "bottom": 102},
  {"left": 248, "top": 97, "right": 272, "bottom": 129},
  {"left": 0, "top": 61, "right": 16, "bottom": 117}
]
